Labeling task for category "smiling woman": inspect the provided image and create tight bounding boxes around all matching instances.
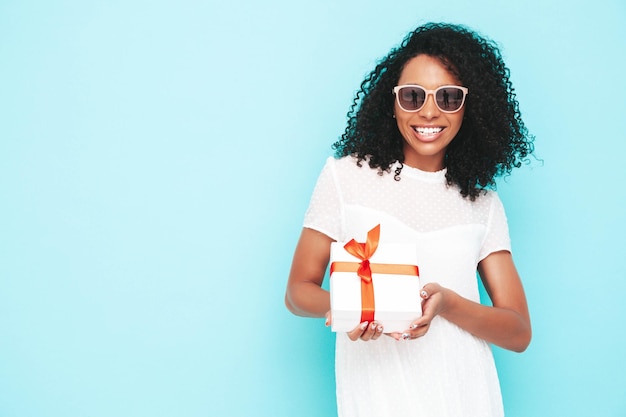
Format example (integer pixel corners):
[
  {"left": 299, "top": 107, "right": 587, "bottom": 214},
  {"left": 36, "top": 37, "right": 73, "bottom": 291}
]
[{"left": 285, "top": 22, "right": 534, "bottom": 417}]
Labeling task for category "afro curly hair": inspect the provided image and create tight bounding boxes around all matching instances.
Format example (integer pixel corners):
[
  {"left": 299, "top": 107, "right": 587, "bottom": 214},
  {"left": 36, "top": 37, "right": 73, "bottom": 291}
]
[{"left": 332, "top": 22, "right": 534, "bottom": 200}]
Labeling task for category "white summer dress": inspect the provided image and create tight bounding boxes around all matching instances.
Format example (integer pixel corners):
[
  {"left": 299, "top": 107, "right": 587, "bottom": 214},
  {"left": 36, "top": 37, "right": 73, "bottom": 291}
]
[{"left": 303, "top": 156, "right": 511, "bottom": 417}]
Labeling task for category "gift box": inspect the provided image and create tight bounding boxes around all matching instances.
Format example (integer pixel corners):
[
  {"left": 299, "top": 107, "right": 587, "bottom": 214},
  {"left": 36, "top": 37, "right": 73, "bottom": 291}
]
[{"left": 330, "top": 224, "right": 422, "bottom": 333}]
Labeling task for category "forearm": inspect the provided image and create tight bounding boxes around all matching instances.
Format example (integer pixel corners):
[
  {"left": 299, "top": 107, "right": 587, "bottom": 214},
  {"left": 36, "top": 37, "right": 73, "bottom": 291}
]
[
  {"left": 441, "top": 289, "right": 531, "bottom": 352},
  {"left": 285, "top": 281, "right": 330, "bottom": 318},
  {"left": 285, "top": 228, "right": 334, "bottom": 318}
]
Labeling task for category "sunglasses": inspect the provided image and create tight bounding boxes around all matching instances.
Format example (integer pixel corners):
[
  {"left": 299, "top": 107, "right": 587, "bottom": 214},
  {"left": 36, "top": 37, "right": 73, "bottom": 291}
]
[{"left": 393, "top": 85, "right": 469, "bottom": 113}]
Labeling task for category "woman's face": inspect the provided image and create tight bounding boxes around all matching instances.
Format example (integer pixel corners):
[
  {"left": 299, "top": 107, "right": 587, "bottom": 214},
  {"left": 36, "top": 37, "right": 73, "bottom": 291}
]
[{"left": 394, "top": 54, "right": 465, "bottom": 171}]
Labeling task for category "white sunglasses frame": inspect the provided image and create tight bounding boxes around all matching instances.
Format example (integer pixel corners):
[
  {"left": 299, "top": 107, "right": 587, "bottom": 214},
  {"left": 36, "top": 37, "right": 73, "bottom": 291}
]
[{"left": 392, "top": 84, "right": 469, "bottom": 113}]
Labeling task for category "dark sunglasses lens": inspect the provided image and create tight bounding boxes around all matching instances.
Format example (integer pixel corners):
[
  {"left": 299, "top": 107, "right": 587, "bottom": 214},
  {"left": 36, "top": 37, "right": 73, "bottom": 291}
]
[
  {"left": 399, "top": 87, "right": 426, "bottom": 110},
  {"left": 435, "top": 87, "right": 464, "bottom": 111}
]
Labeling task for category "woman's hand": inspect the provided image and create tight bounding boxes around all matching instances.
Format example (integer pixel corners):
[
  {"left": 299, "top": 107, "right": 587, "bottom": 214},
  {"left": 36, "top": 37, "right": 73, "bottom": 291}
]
[
  {"left": 347, "top": 320, "right": 385, "bottom": 341},
  {"left": 391, "top": 251, "right": 532, "bottom": 352},
  {"left": 327, "top": 283, "right": 448, "bottom": 342},
  {"left": 391, "top": 283, "right": 448, "bottom": 341},
  {"left": 325, "top": 310, "right": 385, "bottom": 341}
]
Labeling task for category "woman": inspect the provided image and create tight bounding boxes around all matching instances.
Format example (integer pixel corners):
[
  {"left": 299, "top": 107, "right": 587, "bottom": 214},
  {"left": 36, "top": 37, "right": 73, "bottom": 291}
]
[{"left": 285, "top": 22, "right": 533, "bottom": 417}]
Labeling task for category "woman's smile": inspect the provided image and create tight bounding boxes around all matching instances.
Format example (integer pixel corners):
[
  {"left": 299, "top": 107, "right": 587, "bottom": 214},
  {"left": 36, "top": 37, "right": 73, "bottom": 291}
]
[{"left": 412, "top": 125, "right": 445, "bottom": 140}]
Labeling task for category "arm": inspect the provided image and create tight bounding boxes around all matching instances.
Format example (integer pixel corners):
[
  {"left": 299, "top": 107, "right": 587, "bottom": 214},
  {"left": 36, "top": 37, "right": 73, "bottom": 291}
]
[
  {"left": 285, "top": 227, "right": 333, "bottom": 318},
  {"left": 408, "top": 251, "right": 531, "bottom": 352}
]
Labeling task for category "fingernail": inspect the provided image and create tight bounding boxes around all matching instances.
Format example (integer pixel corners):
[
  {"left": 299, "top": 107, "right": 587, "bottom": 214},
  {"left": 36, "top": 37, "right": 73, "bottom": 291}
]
[
  {"left": 360, "top": 322, "right": 369, "bottom": 330},
  {"left": 325, "top": 319, "right": 330, "bottom": 327},
  {"left": 377, "top": 325, "right": 384, "bottom": 332},
  {"left": 402, "top": 333, "right": 410, "bottom": 340},
  {"left": 420, "top": 290, "right": 428, "bottom": 298},
  {"left": 410, "top": 323, "right": 418, "bottom": 330}
]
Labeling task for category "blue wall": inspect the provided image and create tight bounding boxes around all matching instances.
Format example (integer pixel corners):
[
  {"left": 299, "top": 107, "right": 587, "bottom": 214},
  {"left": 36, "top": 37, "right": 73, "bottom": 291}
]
[{"left": 1, "top": 1, "right": 625, "bottom": 416}]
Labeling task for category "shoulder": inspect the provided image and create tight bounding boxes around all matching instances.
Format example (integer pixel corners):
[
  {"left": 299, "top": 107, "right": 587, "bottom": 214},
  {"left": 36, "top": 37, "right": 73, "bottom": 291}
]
[
  {"left": 326, "top": 154, "right": 392, "bottom": 178},
  {"left": 479, "top": 190, "right": 508, "bottom": 223},
  {"left": 314, "top": 155, "right": 392, "bottom": 196},
  {"left": 483, "top": 190, "right": 505, "bottom": 210},
  {"left": 469, "top": 189, "right": 503, "bottom": 208},
  {"left": 453, "top": 188, "right": 506, "bottom": 225},
  {"left": 317, "top": 155, "right": 362, "bottom": 180},
  {"left": 324, "top": 154, "right": 360, "bottom": 170}
]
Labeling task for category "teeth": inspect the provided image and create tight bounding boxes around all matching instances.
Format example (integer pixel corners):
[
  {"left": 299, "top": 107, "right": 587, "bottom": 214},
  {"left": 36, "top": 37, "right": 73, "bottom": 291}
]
[{"left": 414, "top": 127, "right": 443, "bottom": 135}]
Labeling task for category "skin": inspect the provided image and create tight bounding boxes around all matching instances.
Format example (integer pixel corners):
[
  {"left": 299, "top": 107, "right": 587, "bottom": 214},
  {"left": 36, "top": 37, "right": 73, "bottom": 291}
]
[{"left": 285, "top": 54, "right": 532, "bottom": 351}]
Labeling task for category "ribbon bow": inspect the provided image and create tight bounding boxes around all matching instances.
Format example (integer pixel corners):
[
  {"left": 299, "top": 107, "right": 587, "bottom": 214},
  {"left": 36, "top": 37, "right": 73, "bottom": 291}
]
[
  {"left": 343, "top": 224, "right": 380, "bottom": 285},
  {"left": 342, "top": 224, "right": 380, "bottom": 324}
]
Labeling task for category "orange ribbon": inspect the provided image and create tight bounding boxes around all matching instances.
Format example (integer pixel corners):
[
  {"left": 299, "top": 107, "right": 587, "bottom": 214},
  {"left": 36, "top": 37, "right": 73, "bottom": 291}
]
[{"left": 330, "top": 224, "right": 419, "bottom": 324}]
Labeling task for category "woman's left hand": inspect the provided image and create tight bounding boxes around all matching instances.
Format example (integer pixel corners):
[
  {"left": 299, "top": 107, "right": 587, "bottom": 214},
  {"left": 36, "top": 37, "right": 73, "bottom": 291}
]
[{"left": 392, "top": 282, "right": 448, "bottom": 341}]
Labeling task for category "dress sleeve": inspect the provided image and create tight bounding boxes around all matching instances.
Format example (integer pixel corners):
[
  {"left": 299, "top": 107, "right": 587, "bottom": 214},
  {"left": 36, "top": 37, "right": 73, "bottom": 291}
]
[
  {"left": 478, "top": 192, "right": 512, "bottom": 262},
  {"left": 302, "top": 157, "right": 342, "bottom": 241}
]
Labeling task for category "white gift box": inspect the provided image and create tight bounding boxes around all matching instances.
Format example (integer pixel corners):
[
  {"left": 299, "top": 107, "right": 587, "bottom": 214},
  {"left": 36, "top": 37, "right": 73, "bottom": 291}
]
[{"left": 330, "top": 240, "right": 422, "bottom": 333}]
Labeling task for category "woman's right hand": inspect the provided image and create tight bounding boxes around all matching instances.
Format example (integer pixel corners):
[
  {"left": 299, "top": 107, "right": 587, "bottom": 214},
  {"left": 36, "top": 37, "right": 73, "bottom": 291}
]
[
  {"left": 326, "top": 310, "right": 384, "bottom": 341},
  {"left": 348, "top": 320, "right": 385, "bottom": 341}
]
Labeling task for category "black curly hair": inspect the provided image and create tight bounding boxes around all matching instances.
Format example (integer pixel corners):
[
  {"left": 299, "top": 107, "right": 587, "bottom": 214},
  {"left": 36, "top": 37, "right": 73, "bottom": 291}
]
[{"left": 332, "top": 22, "right": 534, "bottom": 200}]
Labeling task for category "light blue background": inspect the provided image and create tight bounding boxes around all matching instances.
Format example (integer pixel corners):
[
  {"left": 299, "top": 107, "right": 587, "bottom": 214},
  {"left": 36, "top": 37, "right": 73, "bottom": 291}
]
[{"left": 1, "top": 1, "right": 625, "bottom": 416}]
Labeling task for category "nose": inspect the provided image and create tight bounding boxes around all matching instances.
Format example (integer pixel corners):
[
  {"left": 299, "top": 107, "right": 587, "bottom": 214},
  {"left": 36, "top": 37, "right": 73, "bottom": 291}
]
[{"left": 419, "top": 93, "right": 441, "bottom": 118}]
